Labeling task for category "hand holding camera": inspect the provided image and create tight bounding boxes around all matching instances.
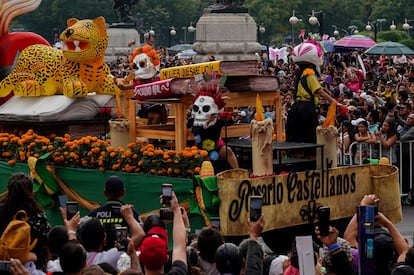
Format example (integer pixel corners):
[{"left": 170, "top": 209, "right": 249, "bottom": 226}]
[{"left": 160, "top": 183, "right": 175, "bottom": 220}]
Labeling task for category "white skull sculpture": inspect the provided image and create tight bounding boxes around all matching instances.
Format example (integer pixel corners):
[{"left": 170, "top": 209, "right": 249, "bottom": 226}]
[
  {"left": 132, "top": 52, "right": 160, "bottom": 80},
  {"left": 192, "top": 95, "right": 223, "bottom": 128}
]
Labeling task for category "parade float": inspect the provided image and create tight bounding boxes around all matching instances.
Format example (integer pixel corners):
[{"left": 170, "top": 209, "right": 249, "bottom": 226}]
[{"left": 0, "top": 2, "right": 402, "bottom": 253}]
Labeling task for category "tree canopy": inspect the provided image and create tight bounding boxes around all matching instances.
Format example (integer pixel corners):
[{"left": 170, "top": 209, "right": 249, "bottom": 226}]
[{"left": 10, "top": 0, "right": 414, "bottom": 47}]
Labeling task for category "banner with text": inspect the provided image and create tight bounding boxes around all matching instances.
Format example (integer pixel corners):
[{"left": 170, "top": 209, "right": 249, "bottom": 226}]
[{"left": 217, "top": 165, "right": 401, "bottom": 235}]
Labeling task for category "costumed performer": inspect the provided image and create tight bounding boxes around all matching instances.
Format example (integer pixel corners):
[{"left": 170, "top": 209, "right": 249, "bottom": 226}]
[
  {"left": 286, "top": 42, "right": 342, "bottom": 144},
  {"left": 187, "top": 80, "right": 239, "bottom": 171}
]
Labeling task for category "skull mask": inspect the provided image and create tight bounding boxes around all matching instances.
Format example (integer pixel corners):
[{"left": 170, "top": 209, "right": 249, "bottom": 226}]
[
  {"left": 192, "top": 95, "right": 223, "bottom": 127},
  {"left": 132, "top": 52, "right": 160, "bottom": 80}
]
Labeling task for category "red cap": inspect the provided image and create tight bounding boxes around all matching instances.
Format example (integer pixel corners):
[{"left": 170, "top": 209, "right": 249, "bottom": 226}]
[{"left": 139, "top": 226, "right": 168, "bottom": 270}]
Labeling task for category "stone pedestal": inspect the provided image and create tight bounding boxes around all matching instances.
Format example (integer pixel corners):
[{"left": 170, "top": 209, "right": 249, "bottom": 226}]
[
  {"left": 192, "top": 13, "right": 262, "bottom": 63},
  {"left": 105, "top": 23, "right": 140, "bottom": 63}
]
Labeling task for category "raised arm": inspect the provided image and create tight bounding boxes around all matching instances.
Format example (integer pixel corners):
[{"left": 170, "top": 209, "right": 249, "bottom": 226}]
[
  {"left": 121, "top": 204, "right": 145, "bottom": 250},
  {"left": 169, "top": 191, "right": 187, "bottom": 266}
]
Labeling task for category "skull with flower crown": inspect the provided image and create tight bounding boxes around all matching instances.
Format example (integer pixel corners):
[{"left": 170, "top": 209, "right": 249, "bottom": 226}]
[
  {"left": 130, "top": 45, "right": 160, "bottom": 80},
  {"left": 191, "top": 86, "right": 225, "bottom": 128}
]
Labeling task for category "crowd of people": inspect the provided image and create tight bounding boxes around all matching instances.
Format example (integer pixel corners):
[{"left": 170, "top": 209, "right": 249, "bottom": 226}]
[{"left": 1, "top": 172, "right": 414, "bottom": 275}]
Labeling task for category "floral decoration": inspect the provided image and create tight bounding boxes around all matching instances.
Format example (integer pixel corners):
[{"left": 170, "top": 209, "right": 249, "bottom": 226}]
[{"left": 0, "top": 129, "right": 208, "bottom": 178}]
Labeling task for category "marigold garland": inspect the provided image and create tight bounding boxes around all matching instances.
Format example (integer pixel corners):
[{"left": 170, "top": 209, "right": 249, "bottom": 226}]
[{"left": 0, "top": 130, "right": 208, "bottom": 178}]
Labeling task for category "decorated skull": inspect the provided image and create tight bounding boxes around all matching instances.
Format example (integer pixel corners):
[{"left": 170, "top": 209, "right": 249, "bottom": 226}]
[
  {"left": 192, "top": 95, "right": 223, "bottom": 127},
  {"left": 130, "top": 45, "right": 160, "bottom": 80}
]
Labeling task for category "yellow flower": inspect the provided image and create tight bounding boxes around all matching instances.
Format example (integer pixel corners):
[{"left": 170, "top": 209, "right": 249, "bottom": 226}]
[{"left": 202, "top": 139, "right": 215, "bottom": 151}]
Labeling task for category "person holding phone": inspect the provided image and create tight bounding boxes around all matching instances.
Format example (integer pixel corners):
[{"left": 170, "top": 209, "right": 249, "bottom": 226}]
[
  {"left": 314, "top": 226, "right": 355, "bottom": 275},
  {"left": 0, "top": 173, "right": 51, "bottom": 270},
  {"left": 89, "top": 176, "right": 142, "bottom": 250}
]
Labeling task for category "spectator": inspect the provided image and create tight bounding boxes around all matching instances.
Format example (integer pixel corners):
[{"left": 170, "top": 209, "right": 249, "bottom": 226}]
[
  {"left": 396, "top": 112, "right": 414, "bottom": 197},
  {"left": 215, "top": 243, "right": 243, "bottom": 275},
  {"left": 337, "top": 120, "right": 355, "bottom": 165},
  {"left": 375, "top": 118, "right": 398, "bottom": 163},
  {"left": 0, "top": 173, "right": 51, "bottom": 269},
  {"left": 59, "top": 241, "right": 88, "bottom": 275},
  {"left": 344, "top": 194, "right": 409, "bottom": 274},
  {"left": 89, "top": 176, "right": 142, "bottom": 250},
  {"left": 367, "top": 109, "right": 381, "bottom": 134},
  {"left": 315, "top": 226, "right": 355, "bottom": 275},
  {"left": 392, "top": 247, "right": 414, "bottom": 274},
  {"left": 80, "top": 205, "right": 144, "bottom": 271},
  {"left": 352, "top": 118, "right": 377, "bottom": 164},
  {"left": 138, "top": 191, "right": 187, "bottom": 274},
  {"left": 238, "top": 215, "right": 266, "bottom": 275},
  {"left": 197, "top": 227, "right": 224, "bottom": 275},
  {"left": 46, "top": 226, "right": 70, "bottom": 272}
]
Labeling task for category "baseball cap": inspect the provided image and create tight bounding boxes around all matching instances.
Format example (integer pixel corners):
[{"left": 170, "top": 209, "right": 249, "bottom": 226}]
[
  {"left": 351, "top": 117, "right": 366, "bottom": 126},
  {"left": 105, "top": 176, "right": 125, "bottom": 193},
  {"left": 322, "top": 237, "right": 352, "bottom": 267},
  {"left": 139, "top": 226, "right": 168, "bottom": 270}
]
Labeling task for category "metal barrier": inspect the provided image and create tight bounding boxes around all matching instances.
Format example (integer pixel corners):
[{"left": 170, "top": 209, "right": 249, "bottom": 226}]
[{"left": 338, "top": 140, "right": 414, "bottom": 195}]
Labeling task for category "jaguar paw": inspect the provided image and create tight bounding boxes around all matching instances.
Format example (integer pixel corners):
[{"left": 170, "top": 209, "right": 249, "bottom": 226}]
[{"left": 62, "top": 80, "right": 89, "bottom": 97}]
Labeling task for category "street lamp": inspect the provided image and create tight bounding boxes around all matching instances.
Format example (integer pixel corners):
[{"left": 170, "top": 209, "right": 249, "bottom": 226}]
[
  {"left": 169, "top": 26, "right": 176, "bottom": 47},
  {"left": 257, "top": 23, "right": 265, "bottom": 44},
  {"left": 403, "top": 18, "right": 414, "bottom": 37},
  {"left": 144, "top": 27, "right": 155, "bottom": 45},
  {"left": 389, "top": 20, "right": 396, "bottom": 31},
  {"left": 333, "top": 25, "right": 339, "bottom": 37},
  {"left": 348, "top": 25, "right": 359, "bottom": 35},
  {"left": 187, "top": 22, "right": 196, "bottom": 43},
  {"left": 289, "top": 10, "right": 302, "bottom": 45},
  {"left": 365, "top": 19, "right": 386, "bottom": 41},
  {"left": 289, "top": 10, "right": 324, "bottom": 41}
]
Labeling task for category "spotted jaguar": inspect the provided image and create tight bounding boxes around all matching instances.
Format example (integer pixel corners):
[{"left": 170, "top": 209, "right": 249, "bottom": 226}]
[{"left": 0, "top": 16, "right": 121, "bottom": 97}]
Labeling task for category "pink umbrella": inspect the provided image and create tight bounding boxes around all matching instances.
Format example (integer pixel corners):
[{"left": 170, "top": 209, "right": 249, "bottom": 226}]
[{"left": 334, "top": 35, "right": 376, "bottom": 49}]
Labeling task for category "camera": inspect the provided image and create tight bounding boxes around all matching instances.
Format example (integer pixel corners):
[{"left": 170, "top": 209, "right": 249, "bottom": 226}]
[
  {"left": 318, "top": 206, "right": 331, "bottom": 236},
  {"left": 0, "top": 261, "right": 10, "bottom": 272},
  {"left": 249, "top": 196, "right": 263, "bottom": 222},
  {"left": 66, "top": 201, "right": 79, "bottom": 220},
  {"left": 162, "top": 183, "right": 173, "bottom": 206},
  {"left": 160, "top": 207, "right": 174, "bottom": 220},
  {"left": 116, "top": 226, "right": 128, "bottom": 251}
]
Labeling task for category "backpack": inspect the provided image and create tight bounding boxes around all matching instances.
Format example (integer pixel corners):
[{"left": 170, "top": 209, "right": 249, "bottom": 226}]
[{"left": 0, "top": 210, "right": 37, "bottom": 262}]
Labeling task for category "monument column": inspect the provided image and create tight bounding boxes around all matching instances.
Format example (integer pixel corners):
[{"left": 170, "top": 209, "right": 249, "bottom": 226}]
[{"left": 192, "top": 2, "right": 262, "bottom": 63}]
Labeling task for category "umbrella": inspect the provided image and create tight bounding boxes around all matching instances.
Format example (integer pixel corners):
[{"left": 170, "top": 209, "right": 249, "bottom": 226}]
[
  {"left": 364, "top": 41, "right": 414, "bottom": 55},
  {"left": 321, "top": 39, "right": 336, "bottom": 53},
  {"left": 334, "top": 35, "right": 376, "bottom": 49}
]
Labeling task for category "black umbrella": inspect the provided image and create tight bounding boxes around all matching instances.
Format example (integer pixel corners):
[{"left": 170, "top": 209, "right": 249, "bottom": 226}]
[{"left": 364, "top": 41, "right": 414, "bottom": 55}]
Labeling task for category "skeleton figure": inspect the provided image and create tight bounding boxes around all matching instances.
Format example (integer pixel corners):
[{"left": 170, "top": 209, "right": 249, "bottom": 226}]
[{"left": 188, "top": 87, "right": 239, "bottom": 170}]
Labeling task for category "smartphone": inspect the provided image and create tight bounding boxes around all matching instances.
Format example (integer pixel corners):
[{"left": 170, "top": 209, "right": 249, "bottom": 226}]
[
  {"left": 210, "top": 217, "right": 221, "bottom": 230},
  {"left": 66, "top": 201, "right": 79, "bottom": 220},
  {"left": 162, "top": 183, "right": 173, "bottom": 206},
  {"left": 0, "top": 261, "right": 10, "bottom": 271},
  {"left": 318, "top": 206, "right": 331, "bottom": 236},
  {"left": 116, "top": 226, "right": 128, "bottom": 251},
  {"left": 159, "top": 207, "right": 174, "bottom": 220},
  {"left": 249, "top": 196, "right": 263, "bottom": 222}
]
